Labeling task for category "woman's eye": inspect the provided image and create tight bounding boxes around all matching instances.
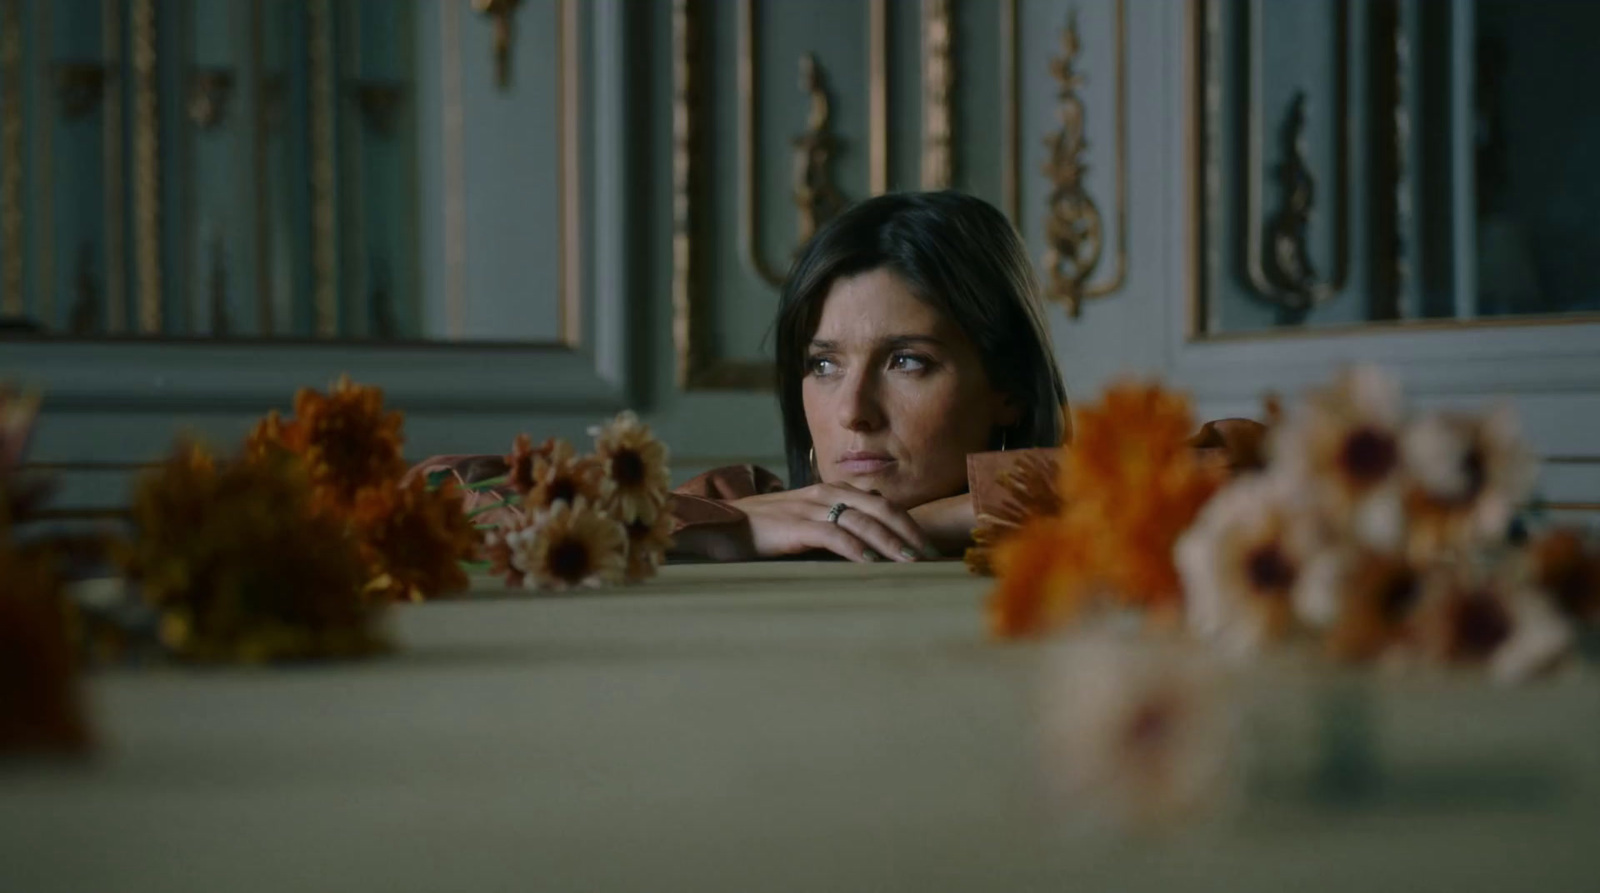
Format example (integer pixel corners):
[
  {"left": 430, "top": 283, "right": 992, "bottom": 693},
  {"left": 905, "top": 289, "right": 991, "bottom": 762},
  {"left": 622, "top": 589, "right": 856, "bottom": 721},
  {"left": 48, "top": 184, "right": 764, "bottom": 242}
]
[
  {"left": 888, "top": 353, "right": 929, "bottom": 372},
  {"left": 807, "top": 356, "right": 839, "bottom": 377}
]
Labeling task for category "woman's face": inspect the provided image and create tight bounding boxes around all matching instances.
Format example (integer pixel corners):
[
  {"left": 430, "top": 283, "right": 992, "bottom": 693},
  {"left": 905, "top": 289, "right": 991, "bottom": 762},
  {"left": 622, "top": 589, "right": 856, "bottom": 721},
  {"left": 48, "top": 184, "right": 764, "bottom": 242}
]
[{"left": 802, "top": 268, "right": 1017, "bottom": 508}]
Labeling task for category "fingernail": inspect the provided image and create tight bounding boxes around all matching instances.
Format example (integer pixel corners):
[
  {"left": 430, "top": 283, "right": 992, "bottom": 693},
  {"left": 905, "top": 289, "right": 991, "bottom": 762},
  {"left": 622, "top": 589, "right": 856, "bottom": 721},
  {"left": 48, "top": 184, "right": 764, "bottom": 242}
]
[
  {"left": 863, "top": 549, "right": 882, "bottom": 562},
  {"left": 899, "top": 547, "right": 920, "bottom": 561}
]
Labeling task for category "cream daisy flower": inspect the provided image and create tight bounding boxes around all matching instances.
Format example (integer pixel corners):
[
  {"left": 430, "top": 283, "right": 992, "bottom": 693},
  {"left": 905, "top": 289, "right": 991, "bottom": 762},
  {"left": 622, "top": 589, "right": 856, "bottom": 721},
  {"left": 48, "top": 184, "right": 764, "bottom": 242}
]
[
  {"left": 1312, "top": 548, "right": 1425, "bottom": 663},
  {"left": 1177, "top": 475, "right": 1328, "bottom": 657},
  {"left": 510, "top": 498, "right": 626, "bottom": 591},
  {"left": 1038, "top": 637, "right": 1238, "bottom": 829},
  {"left": 525, "top": 438, "right": 611, "bottom": 513},
  {"left": 1269, "top": 366, "right": 1407, "bottom": 551},
  {"left": 1401, "top": 405, "right": 1535, "bottom": 561},
  {"left": 1411, "top": 562, "right": 1573, "bottom": 685},
  {"left": 590, "top": 411, "right": 671, "bottom": 524},
  {"left": 622, "top": 509, "right": 675, "bottom": 582}
]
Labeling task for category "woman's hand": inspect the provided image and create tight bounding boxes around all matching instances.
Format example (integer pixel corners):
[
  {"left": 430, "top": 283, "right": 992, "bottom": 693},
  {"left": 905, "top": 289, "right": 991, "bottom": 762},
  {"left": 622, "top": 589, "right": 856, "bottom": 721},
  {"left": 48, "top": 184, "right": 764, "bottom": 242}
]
[
  {"left": 908, "top": 493, "right": 975, "bottom": 558},
  {"left": 726, "top": 482, "right": 938, "bottom": 563}
]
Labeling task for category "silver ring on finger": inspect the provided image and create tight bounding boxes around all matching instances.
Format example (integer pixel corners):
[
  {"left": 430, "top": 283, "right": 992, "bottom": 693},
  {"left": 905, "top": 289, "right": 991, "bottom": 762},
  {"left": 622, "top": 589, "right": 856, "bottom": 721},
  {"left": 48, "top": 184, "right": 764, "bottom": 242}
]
[{"left": 825, "top": 502, "right": 850, "bottom": 524}]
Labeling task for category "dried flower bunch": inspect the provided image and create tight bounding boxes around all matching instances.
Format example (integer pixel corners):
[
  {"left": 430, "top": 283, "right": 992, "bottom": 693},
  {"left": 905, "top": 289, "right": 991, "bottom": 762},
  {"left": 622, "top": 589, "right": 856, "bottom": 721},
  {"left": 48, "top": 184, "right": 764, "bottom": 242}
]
[
  {"left": 987, "top": 367, "right": 1599, "bottom": 685},
  {"left": 0, "top": 385, "right": 93, "bottom": 754},
  {"left": 482, "top": 411, "right": 673, "bottom": 590},
  {"left": 120, "top": 443, "right": 388, "bottom": 663},
  {"left": 246, "top": 375, "right": 479, "bottom": 603}
]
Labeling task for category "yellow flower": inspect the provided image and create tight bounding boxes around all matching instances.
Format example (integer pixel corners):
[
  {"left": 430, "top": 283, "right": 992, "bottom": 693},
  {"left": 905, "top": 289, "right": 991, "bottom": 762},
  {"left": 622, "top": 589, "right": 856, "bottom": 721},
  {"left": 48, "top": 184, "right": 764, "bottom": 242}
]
[
  {"left": 590, "top": 411, "right": 670, "bottom": 524},
  {"left": 1270, "top": 366, "right": 1408, "bottom": 550},
  {"left": 249, "top": 375, "right": 407, "bottom": 518},
  {"left": 526, "top": 438, "right": 612, "bottom": 514},
  {"left": 1401, "top": 405, "right": 1535, "bottom": 562},
  {"left": 1176, "top": 475, "right": 1325, "bottom": 656},
  {"left": 622, "top": 509, "right": 675, "bottom": 582},
  {"left": 515, "top": 498, "right": 627, "bottom": 590},
  {"left": 355, "top": 476, "right": 480, "bottom": 603},
  {"left": 120, "top": 443, "right": 387, "bottom": 663}
]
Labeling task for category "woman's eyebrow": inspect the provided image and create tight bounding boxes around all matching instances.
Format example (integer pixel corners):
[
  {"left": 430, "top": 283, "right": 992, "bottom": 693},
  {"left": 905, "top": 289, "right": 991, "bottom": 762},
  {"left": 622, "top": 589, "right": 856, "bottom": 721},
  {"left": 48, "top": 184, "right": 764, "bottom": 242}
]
[{"left": 808, "top": 335, "right": 945, "bottom": 350}]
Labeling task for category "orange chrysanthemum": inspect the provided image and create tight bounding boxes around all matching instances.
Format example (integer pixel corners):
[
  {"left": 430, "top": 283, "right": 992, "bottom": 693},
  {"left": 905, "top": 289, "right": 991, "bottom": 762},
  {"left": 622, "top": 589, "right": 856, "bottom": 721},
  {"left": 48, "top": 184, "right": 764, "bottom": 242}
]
[
  {"left": 249, "top": 375, "right": 407, "bottom": 518},
  {"left": 1529, "top": 528, "right": 1600, "bottom": 623},
  {"left": 119, "top": 442, "right": 387, "bottom": 663},
  {"left": 355, "top": 476, "right": 480, "bottom": 603},
  {"left": 986, "top": 518, "right": 1095, "bottom": 637},
  {"left": 986, "top": 382, "right": 1226, "bottom": 638}
]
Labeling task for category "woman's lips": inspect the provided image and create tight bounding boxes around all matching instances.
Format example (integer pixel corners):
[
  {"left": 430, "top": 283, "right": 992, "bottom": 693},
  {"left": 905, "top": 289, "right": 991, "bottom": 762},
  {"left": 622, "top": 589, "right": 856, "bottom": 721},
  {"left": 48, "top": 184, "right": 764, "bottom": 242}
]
[{"left": 837, "top": 452, "right": 896, "bottom": 475}]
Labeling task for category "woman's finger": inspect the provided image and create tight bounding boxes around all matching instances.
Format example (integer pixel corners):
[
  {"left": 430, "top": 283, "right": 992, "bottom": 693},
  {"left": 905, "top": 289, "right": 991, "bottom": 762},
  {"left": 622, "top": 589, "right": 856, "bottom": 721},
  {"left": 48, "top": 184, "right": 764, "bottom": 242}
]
[
  {"left": 816, "top": 484, "right": 936, "bottom": 558},
  {"left": 834, "top": 507, "right": 920, "bottom": 562},
  {"left": 801, "top": 521, "right": 880, "bottom": 563}
]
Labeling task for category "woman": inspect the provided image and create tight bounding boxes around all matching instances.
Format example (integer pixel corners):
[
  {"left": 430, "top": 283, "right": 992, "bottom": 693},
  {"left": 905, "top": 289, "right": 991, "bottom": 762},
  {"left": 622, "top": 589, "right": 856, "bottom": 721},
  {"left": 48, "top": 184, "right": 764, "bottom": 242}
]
[
  {"left": 410, "top": 192, "right": 1259, "bottom": 564},
  {"left": 671, "top": 191, "right": 1067, "bottom": 563}
]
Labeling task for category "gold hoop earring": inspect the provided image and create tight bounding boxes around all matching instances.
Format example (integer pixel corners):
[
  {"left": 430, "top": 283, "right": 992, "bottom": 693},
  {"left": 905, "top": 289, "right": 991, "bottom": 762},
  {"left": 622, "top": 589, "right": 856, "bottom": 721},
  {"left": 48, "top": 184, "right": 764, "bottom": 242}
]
[
  {"left": 1000, "top": 431, "right": 1008, "bottom": 452},
  {"left": 808, "top": 447, "right": 816, "bottom": 476}
]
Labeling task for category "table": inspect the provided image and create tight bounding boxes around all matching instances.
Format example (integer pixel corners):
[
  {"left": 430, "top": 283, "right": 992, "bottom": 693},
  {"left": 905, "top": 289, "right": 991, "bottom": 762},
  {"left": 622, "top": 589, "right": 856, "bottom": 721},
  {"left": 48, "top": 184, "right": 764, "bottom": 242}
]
[{"left": 2, "top": 562, "right": 1598, "bottom": 892}]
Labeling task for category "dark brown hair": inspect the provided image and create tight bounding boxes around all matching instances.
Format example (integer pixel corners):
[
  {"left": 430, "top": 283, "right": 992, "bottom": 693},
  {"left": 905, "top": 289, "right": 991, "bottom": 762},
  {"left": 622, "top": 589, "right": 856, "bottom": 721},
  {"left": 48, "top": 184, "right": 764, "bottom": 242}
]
[{"left": 775, "top": 191, "right": 1069, "bottom": 488}]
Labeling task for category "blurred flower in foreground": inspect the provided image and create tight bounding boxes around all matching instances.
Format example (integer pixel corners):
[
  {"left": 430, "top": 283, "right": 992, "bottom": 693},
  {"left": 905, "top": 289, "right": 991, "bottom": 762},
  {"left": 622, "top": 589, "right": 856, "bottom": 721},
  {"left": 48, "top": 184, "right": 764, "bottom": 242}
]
[
  {"left": 590, "top": 411, "right": 671, "bottom": 525},
  {"left": 1402, "top": 406, "right": 1535, "bottom": 562},
  {"left": 1527, "top": 527, "right": 1600, "bottom": 624},
  {"left": 0, "top": 384, "right": 41, "bottom": 474},
  {"left": 0, "top": 536, "right": 91, "bottom": 756},
  {"left": 505, "top": 433, "right": 556, "bottom": 497},
  {"left": 355, "top": 476, "right": 478, "bottom": 603},
  {"left": 1411, "top": 562, "right": 1572, "bottom": 686},
  {"left": 1313, "top": 548, "right": 1423, "bottom": 663},
  {"left": 247, "top": 374, "right": 407, "bottom": 518},
  {"left": 120, "top": 443, "right": 387, "bottom": 663},
  {"left": 1177, "top": 475, "right": 1325, "bottom": 657},
  {"left": 1269, "top": 366, "right": 1407, "bottom": 551},
  {"left": 1038, "top": 637, "right": 1238, "bottom": 830},
  {"left": 987, "top": 382, "right": 1225, "bottom": 637}
]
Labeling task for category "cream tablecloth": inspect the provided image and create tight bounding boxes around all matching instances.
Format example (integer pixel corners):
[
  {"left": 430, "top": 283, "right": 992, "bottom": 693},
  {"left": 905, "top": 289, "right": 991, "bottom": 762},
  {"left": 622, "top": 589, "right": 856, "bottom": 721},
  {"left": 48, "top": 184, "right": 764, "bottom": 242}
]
[{"left": 2, "top": 562, "right": 1598, "bottom": 892}]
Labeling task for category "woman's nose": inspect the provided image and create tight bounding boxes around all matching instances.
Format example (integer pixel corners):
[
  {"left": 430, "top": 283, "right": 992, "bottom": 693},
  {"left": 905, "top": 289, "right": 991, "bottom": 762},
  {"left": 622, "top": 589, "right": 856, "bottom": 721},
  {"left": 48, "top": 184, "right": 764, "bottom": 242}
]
[{"left": 837, "top": 369, "right": 885, "bottom": 432}]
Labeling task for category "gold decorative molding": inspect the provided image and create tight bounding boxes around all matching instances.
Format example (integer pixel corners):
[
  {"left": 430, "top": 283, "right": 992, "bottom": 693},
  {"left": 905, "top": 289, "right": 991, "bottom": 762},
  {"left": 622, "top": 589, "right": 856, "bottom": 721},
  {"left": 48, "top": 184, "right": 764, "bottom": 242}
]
[
  {"left": 33, "top": 0, "right": 52, "bottom": 329},
  {"left": 999, "top": 0, "right": 1019, "bottom": 224},
  {"left": 104, "top": 0, "right": 126, "bottom": 333},
  {"left": 1040, "top": 3, "right": 1127, "bottom": 318},
  {"left": 132, "top": 0, "right": 163, "bottom": 334},
  {"left": 1244, "top": 0, "right": 1350, "bottom": 314},
  {"left": 738, "top": 0, "right": 882, "bottom": 291},
  {"left": 556, "top": 0, "right": 580, "bottom": 347},
  {"left": 0, "top": 0, "right": 22, "bottom": 318},
  {"left": 441, "top": 0, "right": 466, "bottom": 337},
  {"left": 308, "top": 0, "right": 337, "bottom": 337},
  {"left": 921, "top": 0, "right": 953, "bottom": 190},
  {"left": 249, "top": 0, "right": 270, "bottom": 335},
  {"left": 471, "top": 0, "right": 521, "bottom": 91},
  {"left": 675, "top": 0, "right": 771, "bottom": 390},
  {"left": 441, "top": 0, "right": 579, "bottom": 346},
  {"left": 868, "top": 0, "right": 887, "bottom": 195}
]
